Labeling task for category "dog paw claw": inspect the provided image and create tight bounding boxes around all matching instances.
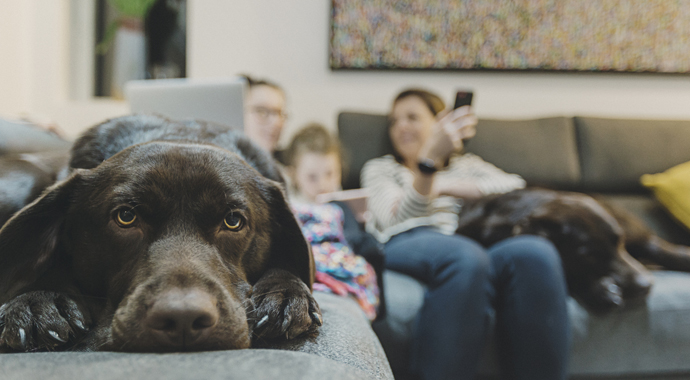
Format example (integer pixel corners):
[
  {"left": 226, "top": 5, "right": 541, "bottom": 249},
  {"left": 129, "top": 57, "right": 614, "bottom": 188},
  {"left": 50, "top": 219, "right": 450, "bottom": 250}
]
[{"left": 0, "top": 291, "right": 89, "bottom": 352}]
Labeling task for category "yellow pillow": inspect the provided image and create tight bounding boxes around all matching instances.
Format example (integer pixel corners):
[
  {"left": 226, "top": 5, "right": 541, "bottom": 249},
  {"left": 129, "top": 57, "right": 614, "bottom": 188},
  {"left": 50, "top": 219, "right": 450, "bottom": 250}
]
[{"left": 641, "top": 161, "right": 690, "bottom": 230}]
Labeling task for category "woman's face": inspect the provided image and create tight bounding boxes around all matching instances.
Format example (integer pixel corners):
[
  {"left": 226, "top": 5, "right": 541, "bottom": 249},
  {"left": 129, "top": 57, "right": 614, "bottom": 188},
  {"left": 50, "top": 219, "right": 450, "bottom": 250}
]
[
  {"left": 244, "top": 85, "right": 286, "bottom": 153},
  {"left": 389, "top": 96, "right": 436, "bottom": 163}
]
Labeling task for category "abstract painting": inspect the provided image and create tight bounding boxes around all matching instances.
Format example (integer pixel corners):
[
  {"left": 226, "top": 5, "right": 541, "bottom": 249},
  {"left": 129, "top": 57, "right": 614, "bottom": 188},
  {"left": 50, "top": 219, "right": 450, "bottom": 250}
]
[{"left": 330, "top": 0, "right": 690, "bottom": 73}]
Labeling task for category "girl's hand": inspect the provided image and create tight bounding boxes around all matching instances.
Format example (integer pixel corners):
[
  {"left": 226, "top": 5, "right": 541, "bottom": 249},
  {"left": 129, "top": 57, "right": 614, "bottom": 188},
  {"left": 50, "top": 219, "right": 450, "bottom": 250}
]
[{"left": 418, "top": 106, "right": 478, "bottom": 167}]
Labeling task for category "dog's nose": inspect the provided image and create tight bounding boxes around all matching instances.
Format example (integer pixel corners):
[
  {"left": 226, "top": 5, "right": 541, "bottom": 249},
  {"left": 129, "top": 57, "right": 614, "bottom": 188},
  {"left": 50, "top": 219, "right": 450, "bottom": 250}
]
[{"left": 144, "top": 288, "right": 219, "bottom": 347}]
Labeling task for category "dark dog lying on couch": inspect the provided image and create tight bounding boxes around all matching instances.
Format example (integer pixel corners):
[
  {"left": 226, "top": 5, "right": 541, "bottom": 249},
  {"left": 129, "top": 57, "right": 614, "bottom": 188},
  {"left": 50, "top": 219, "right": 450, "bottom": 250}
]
[
  {"left": 0, "top": 115, "right": 322, "bottom": 353},
  {"left": 456, "top": 188, "right": 690, "bottom": 313}
]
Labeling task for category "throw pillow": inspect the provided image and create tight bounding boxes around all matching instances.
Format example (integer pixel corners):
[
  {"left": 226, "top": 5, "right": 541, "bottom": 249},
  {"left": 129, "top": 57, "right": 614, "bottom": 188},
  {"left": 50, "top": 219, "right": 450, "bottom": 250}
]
[{"left": 641, "top": 161, "right": 690, "bottom": 230}]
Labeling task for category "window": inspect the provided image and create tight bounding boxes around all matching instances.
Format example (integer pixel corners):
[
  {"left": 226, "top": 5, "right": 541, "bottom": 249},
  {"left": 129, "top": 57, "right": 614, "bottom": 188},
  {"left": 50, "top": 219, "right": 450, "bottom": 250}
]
[{"left": 93, "top": 0, "right": 186, "bottom": 98}]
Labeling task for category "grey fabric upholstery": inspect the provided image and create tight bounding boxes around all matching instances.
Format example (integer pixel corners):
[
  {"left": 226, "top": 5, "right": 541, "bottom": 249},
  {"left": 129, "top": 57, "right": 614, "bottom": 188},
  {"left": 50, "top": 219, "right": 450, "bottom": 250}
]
[
  {"left": 256, "top": 292, "right": 393, "bottom": 380},
  {"left": 0, "top": 119, "right": 70, "bottom": 155},
  {"left": 0, "top": 293, "right": 394, "bottom": 380},
  {"left": 377, "top": 270, "right": 690, "bottom": 379},
  {"left": 337, "top": 112, "right": 394, "bottom": 190},
  {"left": 467, "top": 117, "right": 581, "bottom": 189},
  {"left": 575, "top": 117, "right": 690, "bottom": 193},
  {"left": 0, "top": 350, "right": 371, "bottom": 380},
  {"left": 599, "top": 194, "right": 690, "bottom": 246}
]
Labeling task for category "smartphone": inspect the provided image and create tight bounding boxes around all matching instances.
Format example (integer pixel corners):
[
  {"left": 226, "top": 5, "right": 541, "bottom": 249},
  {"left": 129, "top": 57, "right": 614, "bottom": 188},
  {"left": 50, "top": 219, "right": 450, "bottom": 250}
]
[{"left": 453, "top": 91, "right": 474, "bottom": 109}]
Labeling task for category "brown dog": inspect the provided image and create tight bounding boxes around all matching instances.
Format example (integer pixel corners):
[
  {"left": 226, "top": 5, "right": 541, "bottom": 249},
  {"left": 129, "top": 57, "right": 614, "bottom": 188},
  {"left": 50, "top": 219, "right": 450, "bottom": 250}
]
[
  {"left": 456, "top": 188, "right": 690, "bottom": 313},
  {"left": 0, "top": 115, "right": 321, "bottom": 353}
]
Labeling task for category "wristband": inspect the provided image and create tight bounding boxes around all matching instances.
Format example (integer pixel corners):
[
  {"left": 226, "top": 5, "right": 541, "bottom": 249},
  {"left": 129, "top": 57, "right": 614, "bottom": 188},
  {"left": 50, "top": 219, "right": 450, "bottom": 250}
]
[{"left": 417, "top": 158, "right": 438, "bottom": 174}]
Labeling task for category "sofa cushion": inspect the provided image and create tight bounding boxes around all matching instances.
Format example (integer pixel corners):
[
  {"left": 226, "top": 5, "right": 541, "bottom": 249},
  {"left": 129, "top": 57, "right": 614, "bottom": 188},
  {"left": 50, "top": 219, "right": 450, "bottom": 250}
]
[
  {"left": 599, "top": 194, "right": 690, "bottom": 246},
  {"left": 0, "top": 118, "right": 70, "bottom": 155},
  {"left": 0, "top": 292, "right": 394, "bottom": 380},
  {"left": 641, "top": 161, "right": 690, "bottom": 233},
  {"left": 257, "top": 292, "right": 393, "bottom": 379},
  {"left": 337, "top": 114, "right": 581, "bottom": 191},
  {"left": 0, "top": 350, "right": 373, "bottom": 380},
  {"left": 377, "top": 269, "right": 690, "bottom": 378},
  {"left": 337, "top": 112, "right": 395, "bottom": 190},
  {"left": 465, "top": 117, "right": 581, "bottom": 189},
  {"left": 575, "top": 117, "right": 690, "bottom": 193}
]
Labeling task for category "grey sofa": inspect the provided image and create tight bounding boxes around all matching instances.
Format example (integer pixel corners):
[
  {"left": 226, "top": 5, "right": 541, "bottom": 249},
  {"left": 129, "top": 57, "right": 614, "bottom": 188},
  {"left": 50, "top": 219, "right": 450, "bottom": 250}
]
[
  {"left": 338, "top": 113, "right": 690, "bottom": 380},
  {"left": 0, "top": 118, "right": 394, "bottom": 380}
]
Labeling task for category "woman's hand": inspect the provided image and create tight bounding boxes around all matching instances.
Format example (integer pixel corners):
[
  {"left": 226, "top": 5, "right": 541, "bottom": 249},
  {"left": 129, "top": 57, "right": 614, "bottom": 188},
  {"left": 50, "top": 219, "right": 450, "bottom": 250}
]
[
  {"left": 417, "top": 106, "right": 478, "bottom": 167},
  {"left": 432, "top": 177, "right": 483, "bottom": 199}
]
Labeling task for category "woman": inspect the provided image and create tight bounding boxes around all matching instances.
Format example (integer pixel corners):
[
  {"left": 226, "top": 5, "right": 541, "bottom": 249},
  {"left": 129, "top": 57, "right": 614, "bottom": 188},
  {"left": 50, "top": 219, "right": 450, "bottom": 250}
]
[{"left": 361, "top": 89, "right": 570, "bottom": 380}]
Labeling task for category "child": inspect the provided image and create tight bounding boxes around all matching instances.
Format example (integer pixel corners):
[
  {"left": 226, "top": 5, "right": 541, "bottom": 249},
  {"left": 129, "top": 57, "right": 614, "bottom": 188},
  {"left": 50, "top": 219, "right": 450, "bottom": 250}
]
[{"left": 285, "top": 124, "right": 380, "bottom": 320}]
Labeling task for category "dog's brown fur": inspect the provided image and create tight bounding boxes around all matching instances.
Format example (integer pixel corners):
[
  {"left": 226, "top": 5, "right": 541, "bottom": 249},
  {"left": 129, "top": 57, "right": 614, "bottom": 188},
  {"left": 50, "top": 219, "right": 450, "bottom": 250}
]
[
  {"left": 0, "top": 115, "right": 321, "bottom": 353},
  {"left": 456, "top": 188, "right": 690, "bottom": 313}
]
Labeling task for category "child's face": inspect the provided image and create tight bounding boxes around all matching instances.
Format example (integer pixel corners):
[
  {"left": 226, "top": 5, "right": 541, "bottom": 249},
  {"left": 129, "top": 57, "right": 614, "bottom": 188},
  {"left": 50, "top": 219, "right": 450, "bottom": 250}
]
[{"left": 293, "top": 152, "right": 341, "bottom": 202}]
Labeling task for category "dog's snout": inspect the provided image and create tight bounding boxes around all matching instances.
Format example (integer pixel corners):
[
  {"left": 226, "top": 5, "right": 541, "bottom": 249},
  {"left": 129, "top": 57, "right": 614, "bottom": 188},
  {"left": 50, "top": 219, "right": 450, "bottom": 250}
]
[{"left": 144, "top": 288, "right": 219, "bottom": 347}]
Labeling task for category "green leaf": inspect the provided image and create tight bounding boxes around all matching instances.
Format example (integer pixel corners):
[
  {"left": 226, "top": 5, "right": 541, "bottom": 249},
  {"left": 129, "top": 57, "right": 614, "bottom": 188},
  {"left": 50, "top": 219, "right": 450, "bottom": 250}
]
[
  {"left": 95, "top": 20, "right": 120, "bottom": 55},
  {"left": 106, "top": 0, "right": 158, "bottom": 18}
]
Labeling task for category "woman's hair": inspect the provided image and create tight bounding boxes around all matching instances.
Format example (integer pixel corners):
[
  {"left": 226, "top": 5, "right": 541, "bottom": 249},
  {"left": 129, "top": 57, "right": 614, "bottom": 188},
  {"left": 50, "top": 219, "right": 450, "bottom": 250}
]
[
  {"left": 285, "top": 123, "right": 343, "bottom": 169},
  {"left": 239, "top": 74, "right": 284, "bottom": 93},
  {"left": 393, "top": 88, "right": 446, "bottom": 117}
]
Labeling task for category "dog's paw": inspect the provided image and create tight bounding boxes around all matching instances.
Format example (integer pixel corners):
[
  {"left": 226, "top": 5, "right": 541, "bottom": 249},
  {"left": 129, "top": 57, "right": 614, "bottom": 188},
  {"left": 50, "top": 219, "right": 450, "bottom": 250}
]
[
  {"left": 0, "top": 291, "right": 89, "bottom": 352},
  {"left": 249, "top": 269, "right": 322, "bottom": 341}
]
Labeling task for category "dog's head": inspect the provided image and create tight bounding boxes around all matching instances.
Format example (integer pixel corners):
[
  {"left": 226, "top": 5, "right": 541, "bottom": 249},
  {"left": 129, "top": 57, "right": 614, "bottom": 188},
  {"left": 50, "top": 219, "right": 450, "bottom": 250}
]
[
  {"left": 517, "top": 193, "right": 653, "bottom": 313},
  {"left": 0, "top": 140, "right": 313, "bottom": 351}
]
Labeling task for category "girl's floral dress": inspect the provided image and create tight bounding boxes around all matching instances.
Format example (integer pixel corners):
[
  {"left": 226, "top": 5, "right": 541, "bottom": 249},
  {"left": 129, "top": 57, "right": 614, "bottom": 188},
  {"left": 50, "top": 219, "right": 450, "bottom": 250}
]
[{"left": 291, "top": 202, "right": 379, "bottom": 320}]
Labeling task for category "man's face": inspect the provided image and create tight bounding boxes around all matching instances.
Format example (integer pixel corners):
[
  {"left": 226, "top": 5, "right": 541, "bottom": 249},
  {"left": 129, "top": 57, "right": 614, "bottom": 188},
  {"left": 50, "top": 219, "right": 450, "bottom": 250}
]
[{"left": 244, "top": 85, "right": 286, "bottom": 153}]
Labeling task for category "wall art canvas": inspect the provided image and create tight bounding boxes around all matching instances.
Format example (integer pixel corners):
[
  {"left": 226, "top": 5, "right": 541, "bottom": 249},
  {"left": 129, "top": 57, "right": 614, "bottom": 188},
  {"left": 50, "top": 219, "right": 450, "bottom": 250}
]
[{"left": 330, "top": 0, "right": 690, "bottom": 73}]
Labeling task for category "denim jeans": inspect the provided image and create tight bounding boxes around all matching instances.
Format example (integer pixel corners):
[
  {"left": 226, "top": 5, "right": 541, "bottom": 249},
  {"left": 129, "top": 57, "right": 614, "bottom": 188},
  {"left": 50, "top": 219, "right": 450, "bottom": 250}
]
[{"left": 385, "top": 227, "right": 571, "bottom": 380}]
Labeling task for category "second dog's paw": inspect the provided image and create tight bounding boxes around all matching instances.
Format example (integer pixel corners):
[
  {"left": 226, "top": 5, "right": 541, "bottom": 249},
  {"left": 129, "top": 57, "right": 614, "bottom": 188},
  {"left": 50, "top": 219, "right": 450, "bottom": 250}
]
[{"left": 0, "top": 291, "right": 89, "bottom": 352}]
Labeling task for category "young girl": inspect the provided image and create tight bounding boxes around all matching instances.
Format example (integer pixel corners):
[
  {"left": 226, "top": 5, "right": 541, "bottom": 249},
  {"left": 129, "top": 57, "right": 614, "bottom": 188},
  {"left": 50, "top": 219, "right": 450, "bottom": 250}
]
[{"left": 285, "top": 124, "right": 380, "bottom": 320}]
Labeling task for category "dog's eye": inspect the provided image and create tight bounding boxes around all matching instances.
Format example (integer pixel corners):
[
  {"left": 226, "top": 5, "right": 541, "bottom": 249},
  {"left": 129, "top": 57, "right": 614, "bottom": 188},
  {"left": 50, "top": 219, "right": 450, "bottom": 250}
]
[
  {"left": 224, "top": 212, "right": 244, "bottom": 231},
  {"left": 116, "top": 209, "right": 137, "bottom": 227}
]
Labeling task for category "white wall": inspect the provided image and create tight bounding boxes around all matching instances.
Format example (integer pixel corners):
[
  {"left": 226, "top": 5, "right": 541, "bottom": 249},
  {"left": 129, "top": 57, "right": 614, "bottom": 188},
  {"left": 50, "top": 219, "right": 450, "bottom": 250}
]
[
  {"left": 4, "top": 0, "right": 690, "bottom": 142},
  {"left": 188, "top": 0, "right": 690, "bottom": 147},
  {"left": 0, "top": 0, "right": 128, "bottom": 138}
]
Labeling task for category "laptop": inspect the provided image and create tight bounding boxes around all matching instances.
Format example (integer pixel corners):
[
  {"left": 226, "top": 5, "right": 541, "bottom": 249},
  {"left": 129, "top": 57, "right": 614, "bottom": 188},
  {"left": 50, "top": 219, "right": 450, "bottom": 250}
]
[{"left": 124, "top": 77, "right": 246, "bottom": 129}]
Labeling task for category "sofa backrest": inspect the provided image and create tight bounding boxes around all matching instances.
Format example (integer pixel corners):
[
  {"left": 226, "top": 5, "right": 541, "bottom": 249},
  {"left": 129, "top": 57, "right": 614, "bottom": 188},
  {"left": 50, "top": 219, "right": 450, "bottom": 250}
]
[
  {"left": 337, "top": 112, "right": 690, "bottom": 193},
  {"left": 575, "top": 117, "right": 690, "bottom": 193},
  {"left": 464, "top": 117, "right": 581, "bottom": 190},
  {"left": 337, "top": 112, "right": 394, "bottom": 190},
  {"left": 337, "top": 112, "right": 582, "bottom": 190}
]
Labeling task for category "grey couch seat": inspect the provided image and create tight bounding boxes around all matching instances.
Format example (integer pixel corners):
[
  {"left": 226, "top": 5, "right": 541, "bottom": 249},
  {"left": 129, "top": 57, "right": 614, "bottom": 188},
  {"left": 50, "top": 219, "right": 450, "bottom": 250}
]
[
  {"left": 0, "top": 350, "right": 371, "bottom": 380},
  {"left": 378, "top": 263, "right": 690, "bottom": 379},
  {"left": 0, "top": 293, "right": 394, "bottom": 380}
]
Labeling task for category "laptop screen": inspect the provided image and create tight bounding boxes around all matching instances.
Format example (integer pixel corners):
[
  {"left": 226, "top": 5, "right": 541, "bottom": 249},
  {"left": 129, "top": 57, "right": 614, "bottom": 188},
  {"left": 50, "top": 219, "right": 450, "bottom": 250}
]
[{"left": 125, "top": 77, "right": 246, "bottom": 130}]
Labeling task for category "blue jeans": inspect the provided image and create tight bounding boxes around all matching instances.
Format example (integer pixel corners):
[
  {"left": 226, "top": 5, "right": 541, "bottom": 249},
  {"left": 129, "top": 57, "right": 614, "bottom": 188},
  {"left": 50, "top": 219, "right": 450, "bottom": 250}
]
[{"left": 385, "top": 227, "right": 571, "bottom": 380}]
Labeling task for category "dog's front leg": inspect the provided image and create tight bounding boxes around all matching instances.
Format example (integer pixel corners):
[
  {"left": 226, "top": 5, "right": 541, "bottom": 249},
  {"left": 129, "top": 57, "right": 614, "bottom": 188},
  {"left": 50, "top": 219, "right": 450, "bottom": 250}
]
[
  {"left": 249, "top": 268, "right": 322, "bottom": 341},
  {"left": 0, "top": 290, "right": 91, "bottom": 352},
  {"left": 639, "top": 236, "right": 690, "bottom": 271}
]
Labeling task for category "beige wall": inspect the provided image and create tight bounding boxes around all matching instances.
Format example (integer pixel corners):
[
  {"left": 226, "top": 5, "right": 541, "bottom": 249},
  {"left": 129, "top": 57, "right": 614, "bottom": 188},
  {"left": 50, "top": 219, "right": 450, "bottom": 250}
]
[{"left": 3, "top": 0, "right": 690, "bottom": 142}]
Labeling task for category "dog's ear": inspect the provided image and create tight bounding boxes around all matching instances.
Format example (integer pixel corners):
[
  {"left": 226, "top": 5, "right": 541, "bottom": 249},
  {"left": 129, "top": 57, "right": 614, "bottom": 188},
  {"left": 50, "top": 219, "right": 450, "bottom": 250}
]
[
  {"left": 0, "top": 170, "right": 87, "bottom": 302},
  {"left": 261, "top": 180, "right": 315, "bottom": 290}
]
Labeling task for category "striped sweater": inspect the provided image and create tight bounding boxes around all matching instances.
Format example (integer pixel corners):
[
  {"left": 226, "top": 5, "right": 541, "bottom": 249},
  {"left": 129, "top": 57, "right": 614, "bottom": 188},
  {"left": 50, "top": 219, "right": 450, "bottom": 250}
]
[{"left": 361, "top": 153, "right": 526, "bottom": 243}]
